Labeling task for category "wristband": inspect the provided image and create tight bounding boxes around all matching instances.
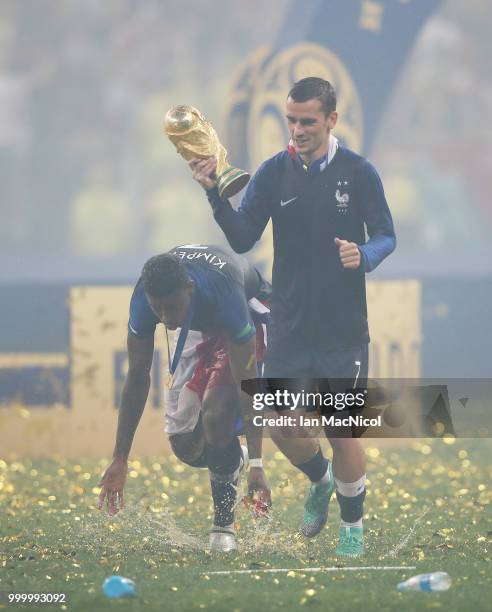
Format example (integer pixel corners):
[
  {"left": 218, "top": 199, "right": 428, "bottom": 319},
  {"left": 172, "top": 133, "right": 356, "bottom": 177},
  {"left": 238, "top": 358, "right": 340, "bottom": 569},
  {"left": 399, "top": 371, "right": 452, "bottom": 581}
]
[{"left": 249, "top": 458, "right": 263, "bottom": 468}]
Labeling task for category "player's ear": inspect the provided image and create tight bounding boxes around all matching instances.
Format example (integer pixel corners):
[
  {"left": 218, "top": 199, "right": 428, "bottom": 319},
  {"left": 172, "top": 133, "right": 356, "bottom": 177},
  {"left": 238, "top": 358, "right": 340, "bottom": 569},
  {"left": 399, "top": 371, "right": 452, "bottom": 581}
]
[{"left": 328, "top": 111, "right": 338, "bottom": 129}]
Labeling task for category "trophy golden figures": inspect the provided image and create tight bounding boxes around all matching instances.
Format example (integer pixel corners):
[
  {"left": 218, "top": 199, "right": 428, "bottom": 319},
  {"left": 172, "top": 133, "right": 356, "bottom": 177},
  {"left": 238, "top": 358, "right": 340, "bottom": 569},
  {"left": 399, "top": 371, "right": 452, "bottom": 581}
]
[{"left": 164, "top": 105, "right": 250, "bottom": 199}]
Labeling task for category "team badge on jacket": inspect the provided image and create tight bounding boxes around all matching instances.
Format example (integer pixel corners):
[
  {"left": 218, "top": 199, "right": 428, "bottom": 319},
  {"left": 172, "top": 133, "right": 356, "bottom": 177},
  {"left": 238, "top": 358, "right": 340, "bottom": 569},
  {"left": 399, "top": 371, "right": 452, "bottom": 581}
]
[{"left": 335, "top": 181, "right": 350, "bottom": 213}]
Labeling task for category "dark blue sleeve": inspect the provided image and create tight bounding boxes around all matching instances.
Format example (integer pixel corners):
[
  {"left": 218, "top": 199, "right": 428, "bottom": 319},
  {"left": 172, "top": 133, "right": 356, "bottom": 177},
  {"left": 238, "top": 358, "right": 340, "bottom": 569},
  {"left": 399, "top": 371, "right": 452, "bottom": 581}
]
[
  {"left": 209, "top": 273, "right": 255, "bottom": 344},
  {"left": 128, "top": 282, "right": 159, "bottom": 337},
  {"left": 206, "top": 159, "right": 273, "bottom": 254},
  {"left": 356, "top": 160, "right": 396, "bottom": 272}
]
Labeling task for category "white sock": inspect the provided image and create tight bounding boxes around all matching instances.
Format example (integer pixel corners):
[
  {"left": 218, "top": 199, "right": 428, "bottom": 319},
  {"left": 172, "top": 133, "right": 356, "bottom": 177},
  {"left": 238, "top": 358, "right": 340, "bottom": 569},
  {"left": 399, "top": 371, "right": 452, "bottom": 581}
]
[
  {"left": 335, "top": 474, "right": 366, "bottom": 497},
  {"left": 340, "top": 518, "right": 363, "bottom": 529}
]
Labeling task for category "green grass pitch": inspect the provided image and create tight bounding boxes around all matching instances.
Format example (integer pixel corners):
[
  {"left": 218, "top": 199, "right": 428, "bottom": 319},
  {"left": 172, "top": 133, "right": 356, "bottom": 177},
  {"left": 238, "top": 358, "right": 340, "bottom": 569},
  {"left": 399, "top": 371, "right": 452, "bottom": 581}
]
[{"left": 1, "top": 439, "right": 491, "bottom": 611}]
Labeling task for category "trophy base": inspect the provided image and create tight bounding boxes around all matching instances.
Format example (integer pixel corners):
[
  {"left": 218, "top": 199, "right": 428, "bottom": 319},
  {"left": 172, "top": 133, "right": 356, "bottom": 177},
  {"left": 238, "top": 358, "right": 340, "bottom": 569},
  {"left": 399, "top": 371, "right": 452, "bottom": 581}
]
[{"left": 217, "top": 167, "right": 250, "bottom": 199}]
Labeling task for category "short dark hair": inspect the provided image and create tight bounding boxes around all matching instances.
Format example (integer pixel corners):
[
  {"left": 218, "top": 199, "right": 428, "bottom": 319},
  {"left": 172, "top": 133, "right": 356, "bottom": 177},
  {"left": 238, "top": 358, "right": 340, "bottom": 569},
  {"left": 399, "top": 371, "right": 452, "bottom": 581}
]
[
  {"left": 288, "top": 77, "right": 336, "bottom": 116},
  {"left": 141, "top": 253, "right": 189, "bottom": 298}
]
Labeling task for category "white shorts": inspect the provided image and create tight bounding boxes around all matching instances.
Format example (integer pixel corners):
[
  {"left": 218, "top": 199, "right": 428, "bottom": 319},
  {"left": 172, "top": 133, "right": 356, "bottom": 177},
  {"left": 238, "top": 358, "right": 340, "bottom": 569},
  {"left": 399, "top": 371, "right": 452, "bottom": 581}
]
[
  {"left": 163, "top": 298, "right": 269, "bottom": 436},
  {"left": 163, "top": 330, "right": 204, "bottom": 436}
]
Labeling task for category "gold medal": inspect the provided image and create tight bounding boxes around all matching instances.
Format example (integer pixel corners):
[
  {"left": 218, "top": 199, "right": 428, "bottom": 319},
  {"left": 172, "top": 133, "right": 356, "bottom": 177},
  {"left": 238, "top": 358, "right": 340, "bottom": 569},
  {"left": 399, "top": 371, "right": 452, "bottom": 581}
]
[{"left": 165, "top": 373, "right": 174, "bottom": 390}]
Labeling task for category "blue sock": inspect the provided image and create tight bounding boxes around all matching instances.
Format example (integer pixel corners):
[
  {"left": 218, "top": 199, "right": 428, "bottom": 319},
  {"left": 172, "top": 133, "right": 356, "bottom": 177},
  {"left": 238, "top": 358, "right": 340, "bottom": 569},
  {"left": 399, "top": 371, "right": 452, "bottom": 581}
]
[
  {"left": 336, "top": 489, "right": 366, "bottom": 524},
  {"left": 295, "top": 449, "right": 330, "bottom": 483},
  {"left": 207, "top": 438, "right": 241, "bottom": 527},
  {"left": 181, "top": 449, "right": 208, "bottom": 468}
]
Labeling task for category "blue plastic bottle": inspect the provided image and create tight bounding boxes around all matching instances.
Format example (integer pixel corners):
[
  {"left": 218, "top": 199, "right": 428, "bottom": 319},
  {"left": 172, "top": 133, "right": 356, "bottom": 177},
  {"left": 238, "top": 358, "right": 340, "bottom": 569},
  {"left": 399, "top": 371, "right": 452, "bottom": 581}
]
[
  {"left": 397, "top": 572, "right": 451, "bottom": 592},
  {"left": 102, "top": 575, "right": 136, "bottom": 598}
]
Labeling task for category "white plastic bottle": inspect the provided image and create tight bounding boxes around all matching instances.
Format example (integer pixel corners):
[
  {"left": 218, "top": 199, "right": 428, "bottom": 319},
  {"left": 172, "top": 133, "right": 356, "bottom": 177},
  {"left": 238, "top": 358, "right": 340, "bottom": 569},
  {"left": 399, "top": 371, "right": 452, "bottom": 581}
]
[{"left": 397, "top": 572, "right": 451, "bottom": 592}]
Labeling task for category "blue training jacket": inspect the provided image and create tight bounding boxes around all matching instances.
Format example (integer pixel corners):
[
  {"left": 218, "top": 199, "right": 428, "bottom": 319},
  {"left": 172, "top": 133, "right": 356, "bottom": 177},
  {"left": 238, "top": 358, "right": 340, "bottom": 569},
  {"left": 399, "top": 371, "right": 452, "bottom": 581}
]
[
  {"left": 129, "top": 244, "right": 270, "bottom": 343},
  {"left": 206, "top": 146, "right": 396, "bottom": 352}
]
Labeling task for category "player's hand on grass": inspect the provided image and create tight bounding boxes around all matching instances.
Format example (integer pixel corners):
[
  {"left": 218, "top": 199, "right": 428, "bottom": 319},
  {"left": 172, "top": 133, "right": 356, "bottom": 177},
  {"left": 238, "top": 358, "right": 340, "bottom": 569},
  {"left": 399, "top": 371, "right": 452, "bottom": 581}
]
[
  {"left": 98, "top": 457, "right": 128, "bottom": 516},
  {"left": 248, "top": 467, "right": 272, "bottom": 510},
  {"left": 335, "top": 237, "right": 361, "bottom": 270},
  {"left": 188, "top": 157, "right": 217, "bottom": 191}
]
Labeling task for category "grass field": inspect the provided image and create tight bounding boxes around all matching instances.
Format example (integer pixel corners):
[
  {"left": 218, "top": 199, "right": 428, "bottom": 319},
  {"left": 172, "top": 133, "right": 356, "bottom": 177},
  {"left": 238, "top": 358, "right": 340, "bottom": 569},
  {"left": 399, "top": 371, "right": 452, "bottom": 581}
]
[{"left": 1, "top": 439, "right": 491, "bottom": 611}]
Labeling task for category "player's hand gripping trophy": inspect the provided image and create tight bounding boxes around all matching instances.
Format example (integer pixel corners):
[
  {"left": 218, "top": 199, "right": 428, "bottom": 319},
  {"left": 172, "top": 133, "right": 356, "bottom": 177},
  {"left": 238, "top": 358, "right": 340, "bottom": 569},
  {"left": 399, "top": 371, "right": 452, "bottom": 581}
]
[{"left": 164, "top": 105, "right": 250, "bottom": 199}]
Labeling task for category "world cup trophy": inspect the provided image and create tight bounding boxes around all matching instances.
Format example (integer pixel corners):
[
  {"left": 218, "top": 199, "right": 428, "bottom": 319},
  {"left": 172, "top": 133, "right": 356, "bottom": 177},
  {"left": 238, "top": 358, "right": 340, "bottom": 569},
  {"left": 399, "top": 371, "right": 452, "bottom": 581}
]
[{"left": 164, "top": 105, "right": 250, "bottom": 199}]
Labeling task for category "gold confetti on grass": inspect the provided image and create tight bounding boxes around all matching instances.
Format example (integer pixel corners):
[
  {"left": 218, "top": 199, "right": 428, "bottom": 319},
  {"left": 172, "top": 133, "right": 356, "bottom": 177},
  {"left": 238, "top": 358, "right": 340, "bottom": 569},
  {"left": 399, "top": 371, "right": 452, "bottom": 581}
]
[{"left": 0, "top": 439, "right": 491, "bottom": 611}]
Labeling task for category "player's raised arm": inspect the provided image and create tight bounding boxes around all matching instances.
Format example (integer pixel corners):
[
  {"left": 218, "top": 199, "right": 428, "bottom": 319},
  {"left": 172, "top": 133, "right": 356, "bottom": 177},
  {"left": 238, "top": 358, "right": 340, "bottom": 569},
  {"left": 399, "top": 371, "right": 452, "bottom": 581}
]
[
  {"left": 188, "top": 157, "right": 272, "bottom": 254},
  {"left": 98, "top": 330, "right": 154, "bottom": 515},
  {"left": 188, "top": 157, "right": 217, "bottom": 191}
]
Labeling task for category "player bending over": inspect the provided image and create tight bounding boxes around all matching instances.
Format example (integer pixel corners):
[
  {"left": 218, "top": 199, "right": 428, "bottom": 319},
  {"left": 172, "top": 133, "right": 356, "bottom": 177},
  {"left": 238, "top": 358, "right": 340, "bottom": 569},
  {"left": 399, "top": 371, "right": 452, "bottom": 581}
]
[{"left": 98, "top": 244, "right": 271, "bottom": 552}]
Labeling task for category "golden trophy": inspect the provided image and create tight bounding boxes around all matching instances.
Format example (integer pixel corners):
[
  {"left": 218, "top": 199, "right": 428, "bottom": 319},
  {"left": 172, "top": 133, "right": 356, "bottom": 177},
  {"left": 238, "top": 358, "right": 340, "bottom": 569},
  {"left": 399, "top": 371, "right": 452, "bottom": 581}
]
[{"left": 164, "top": 105, "right": 250, "bottom": 199}]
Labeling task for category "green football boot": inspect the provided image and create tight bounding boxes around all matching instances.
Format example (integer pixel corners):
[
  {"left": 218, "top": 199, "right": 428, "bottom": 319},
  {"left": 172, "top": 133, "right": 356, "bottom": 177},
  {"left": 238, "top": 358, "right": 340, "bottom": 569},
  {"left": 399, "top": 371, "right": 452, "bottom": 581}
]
[
  {"left": 335, "top": 526, "right": 364, "bottom": 557},
  {"left": 299, "top": 463, "right": 334, "bottom": 537}
]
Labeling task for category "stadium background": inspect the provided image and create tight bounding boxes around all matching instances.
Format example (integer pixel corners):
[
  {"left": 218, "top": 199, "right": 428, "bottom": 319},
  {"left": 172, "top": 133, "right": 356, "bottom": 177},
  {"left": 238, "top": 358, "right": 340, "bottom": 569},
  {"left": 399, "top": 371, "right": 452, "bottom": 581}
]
[{"left": 1, "top": 0, "right": 491, "bottom": 456}]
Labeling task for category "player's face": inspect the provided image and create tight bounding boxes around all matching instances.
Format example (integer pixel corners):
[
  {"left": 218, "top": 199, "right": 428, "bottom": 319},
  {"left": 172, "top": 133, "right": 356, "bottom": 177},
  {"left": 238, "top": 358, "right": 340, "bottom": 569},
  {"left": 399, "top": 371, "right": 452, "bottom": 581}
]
[
  {"left": 146, "top": 284, "right": 193, "bottom": 330},
  {"left": 286, "top": 97, "right": 337, "bottom": 163}
]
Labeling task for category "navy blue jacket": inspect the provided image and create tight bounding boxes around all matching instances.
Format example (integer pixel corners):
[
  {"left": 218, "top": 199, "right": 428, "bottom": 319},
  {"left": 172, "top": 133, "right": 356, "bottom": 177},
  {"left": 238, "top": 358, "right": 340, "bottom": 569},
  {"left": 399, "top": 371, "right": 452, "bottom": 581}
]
[
  {"left": 207, "top": 147, "right": 396, "bottom": 352},
  {"left": 129, "top": 244, "right": 270, "bottom": 343}
]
